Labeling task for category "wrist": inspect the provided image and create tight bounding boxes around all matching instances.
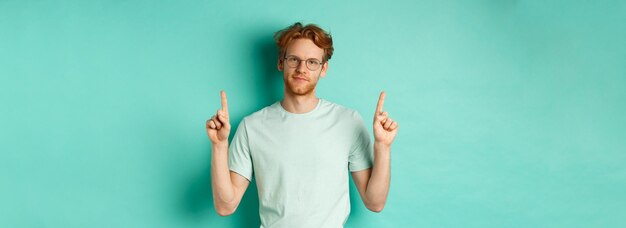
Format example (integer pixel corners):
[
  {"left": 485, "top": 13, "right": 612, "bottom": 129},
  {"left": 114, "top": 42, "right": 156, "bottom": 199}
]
[
  {"left": 212, "top": 142, "right": 229, "bottom": 151},
  {"left": 374, "top": 141, "right": 391, "bottom": 151}
]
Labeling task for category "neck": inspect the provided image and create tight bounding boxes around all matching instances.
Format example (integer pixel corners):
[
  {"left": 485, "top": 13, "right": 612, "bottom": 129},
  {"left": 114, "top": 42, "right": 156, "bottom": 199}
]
[{"left": 280, "top": 92, "right": 319, "bottom": 114}]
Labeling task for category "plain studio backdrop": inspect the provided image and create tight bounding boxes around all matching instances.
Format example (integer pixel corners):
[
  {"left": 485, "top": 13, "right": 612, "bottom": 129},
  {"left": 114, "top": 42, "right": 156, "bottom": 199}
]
[{"left": 1, "top": 0, "right": 625, "bottom": 227}]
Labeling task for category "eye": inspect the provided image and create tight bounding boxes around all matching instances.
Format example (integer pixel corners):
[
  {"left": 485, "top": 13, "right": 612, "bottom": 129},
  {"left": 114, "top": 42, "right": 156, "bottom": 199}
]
[
  {"left": 287, "top": 57, "right": 298, "bottom": 63},
  {"left": 307, "top": 60, "right": 320, "bottom": 66}
]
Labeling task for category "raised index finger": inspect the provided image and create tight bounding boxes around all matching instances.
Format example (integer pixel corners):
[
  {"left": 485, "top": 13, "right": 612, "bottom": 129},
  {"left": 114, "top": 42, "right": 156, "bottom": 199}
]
[
  {"left": 376, "top": 91, "right": 385, "bottom": 114},
  {"left": 220, "top": 90, "right": 229, "bottom": 115}
]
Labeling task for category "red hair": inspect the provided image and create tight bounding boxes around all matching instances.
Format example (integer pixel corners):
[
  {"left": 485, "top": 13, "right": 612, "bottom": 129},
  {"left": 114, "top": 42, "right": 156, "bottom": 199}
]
[{"left": 274, "top": 22, "right": 334, "bottom": 62}]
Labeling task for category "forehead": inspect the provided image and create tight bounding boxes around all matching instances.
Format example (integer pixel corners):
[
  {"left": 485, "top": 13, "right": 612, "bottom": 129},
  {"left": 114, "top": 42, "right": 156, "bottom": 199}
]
[{"left": 285, "top": 38, "right": 324, "bottom": 60}]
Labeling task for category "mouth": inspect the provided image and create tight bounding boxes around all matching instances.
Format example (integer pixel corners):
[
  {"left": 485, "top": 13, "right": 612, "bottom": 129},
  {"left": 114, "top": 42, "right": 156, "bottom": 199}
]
[{"left": 293, "top": 76, "right": 308, "bottom": 81}]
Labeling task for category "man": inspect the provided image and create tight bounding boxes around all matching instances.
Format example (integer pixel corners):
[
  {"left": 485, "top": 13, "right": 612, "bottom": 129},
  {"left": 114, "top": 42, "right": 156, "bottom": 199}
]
[{"left": 206, "top": 22, "right": 398, "bottom": 227}]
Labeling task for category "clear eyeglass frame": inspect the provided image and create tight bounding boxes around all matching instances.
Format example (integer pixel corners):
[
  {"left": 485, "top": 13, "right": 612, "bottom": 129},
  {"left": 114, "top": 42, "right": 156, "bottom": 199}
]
[{"left": 283, "top": 55, "right": 324, "bottom": 71}]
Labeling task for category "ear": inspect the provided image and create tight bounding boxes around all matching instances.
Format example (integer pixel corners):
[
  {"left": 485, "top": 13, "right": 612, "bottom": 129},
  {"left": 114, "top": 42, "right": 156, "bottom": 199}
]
[
  {"left": 277, "top": 57, "right": 284, "bottom": 71},
  {"left": 319, "top": 61, "right": 329, "bottom": 78}
]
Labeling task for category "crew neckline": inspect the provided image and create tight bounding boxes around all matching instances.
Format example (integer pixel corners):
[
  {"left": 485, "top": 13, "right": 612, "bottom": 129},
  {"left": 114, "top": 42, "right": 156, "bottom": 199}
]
[{"left": 276, "top": 98, "right": 323, "bottom": 116}]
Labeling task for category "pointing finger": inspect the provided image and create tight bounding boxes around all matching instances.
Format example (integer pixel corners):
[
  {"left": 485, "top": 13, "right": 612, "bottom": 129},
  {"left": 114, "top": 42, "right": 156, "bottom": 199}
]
[
  {"left": 221, "top": 90, "right": 229, "bottom": 116},
  {"left": 376, "top": 91, "right": 385, "bottom": 115}
]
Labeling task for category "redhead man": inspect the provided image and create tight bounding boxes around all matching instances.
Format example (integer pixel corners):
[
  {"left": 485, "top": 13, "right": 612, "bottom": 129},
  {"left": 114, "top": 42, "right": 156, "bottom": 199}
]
[{"left": 206, "top": 22, "right": 398, "bottom": 227}]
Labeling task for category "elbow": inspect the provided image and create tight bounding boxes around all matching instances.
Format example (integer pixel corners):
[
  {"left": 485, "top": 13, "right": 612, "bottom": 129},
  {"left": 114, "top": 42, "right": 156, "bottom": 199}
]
[
  {"left": 215, "top": 204, "right": 236, "bottom": 216},
  {"left": 367, "top": 206, "right": 384, "bottom": 213},
  {"left": 214, "top": 196, "right": 240, "bottom": 216},
  {"left": 216, "top": 211, "right": 234, "bottom": 217},
  {"left": 215, "top": 207, "right": 235, "bottom": 217},
  {"left": 366, "top": 203, "right": 385, "bottom": 213}
]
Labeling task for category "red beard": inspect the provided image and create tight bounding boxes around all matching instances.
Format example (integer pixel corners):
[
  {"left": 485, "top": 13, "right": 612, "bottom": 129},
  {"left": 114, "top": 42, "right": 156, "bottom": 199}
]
[{"left": 284, "top": 73, "right": 318, "bottom": 96}]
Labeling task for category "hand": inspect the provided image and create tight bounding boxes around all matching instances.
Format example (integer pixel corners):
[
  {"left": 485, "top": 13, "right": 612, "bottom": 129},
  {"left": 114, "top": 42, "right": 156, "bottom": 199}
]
[
  {"left": 206, "top": 90, "right": 231, "bottom": 145},
  {"left": 373, "top": 91, "right": 398, "bottom": 146}
]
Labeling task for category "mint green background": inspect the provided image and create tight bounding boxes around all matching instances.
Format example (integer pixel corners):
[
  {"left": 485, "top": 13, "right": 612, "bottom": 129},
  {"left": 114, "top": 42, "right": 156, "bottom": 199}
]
[{"left": 1, "top": 0, "right": 625, "bottom": 227}]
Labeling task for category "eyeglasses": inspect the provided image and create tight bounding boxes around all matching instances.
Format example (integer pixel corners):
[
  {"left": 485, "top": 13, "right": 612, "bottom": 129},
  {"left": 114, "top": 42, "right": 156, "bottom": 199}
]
[{"left": 283, "top": 55, "right": 324, "bottom": 71}]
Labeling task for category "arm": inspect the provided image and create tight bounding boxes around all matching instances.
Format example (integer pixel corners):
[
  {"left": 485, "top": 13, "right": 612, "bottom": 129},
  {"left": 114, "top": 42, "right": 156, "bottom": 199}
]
[
  {"left": 351, "top": 142, "right": 391, "bottom": 212},
  {"left": 206, "top": 91, "right": 250, "bottom": 216},
  {"left": 352, "top": 91, "right": 398, "bottom": 213},
  {"left": 210, "top": 143, "right": 250, "bottom": 216}
]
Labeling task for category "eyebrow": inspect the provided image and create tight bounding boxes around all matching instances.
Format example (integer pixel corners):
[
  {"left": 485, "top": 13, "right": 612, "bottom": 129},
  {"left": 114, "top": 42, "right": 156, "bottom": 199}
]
[{"left": 285, "top": 54, "right": 322, "bottom": 61}]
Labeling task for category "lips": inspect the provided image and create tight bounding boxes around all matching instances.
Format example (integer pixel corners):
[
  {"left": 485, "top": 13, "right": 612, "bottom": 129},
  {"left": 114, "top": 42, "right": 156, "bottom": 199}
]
[{"left": 293, "top": 76, "right": 308, "bottom": 81}]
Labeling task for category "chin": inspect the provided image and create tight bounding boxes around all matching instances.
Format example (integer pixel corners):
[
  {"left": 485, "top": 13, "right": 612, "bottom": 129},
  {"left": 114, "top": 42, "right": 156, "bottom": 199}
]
[
  {"left": 287, "top": 83, "right": 316, "bottom": 96},
  {"left": 289, "top": 87, "right": 313, "bottom": 96}
]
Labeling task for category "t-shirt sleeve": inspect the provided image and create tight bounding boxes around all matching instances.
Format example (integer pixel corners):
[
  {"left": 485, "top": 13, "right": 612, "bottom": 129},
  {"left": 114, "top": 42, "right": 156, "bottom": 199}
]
[
  {"left": 348, "top": 111, "right": 374, "bottom": 172},
  {"left": 228, "top": 119, "right": 253, "bottom": 181}
]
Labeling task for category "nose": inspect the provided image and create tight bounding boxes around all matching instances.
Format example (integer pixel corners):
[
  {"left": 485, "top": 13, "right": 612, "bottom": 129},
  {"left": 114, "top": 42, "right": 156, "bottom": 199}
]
[{"left": 296, "top": 60, "right": 307, "bottom": 73}]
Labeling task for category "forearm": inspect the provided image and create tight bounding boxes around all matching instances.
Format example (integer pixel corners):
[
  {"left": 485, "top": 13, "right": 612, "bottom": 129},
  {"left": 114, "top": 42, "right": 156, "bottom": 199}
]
[
  {"left": 365, "top": 142, "right": 391, "bottom": 209},
  {"left": 211, "top": 143, "right": 236, "bottom": 205}
]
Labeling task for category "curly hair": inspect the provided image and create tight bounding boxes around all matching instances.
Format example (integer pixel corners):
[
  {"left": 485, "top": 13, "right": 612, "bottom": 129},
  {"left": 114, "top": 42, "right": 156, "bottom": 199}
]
[{"left": 273, "top": 22, "right": 334, "bottom": 62}]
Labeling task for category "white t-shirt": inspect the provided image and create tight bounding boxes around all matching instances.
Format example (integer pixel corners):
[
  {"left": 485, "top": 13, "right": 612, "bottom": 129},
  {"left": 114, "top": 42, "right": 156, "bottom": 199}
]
[{"left": 228, "top": 98, "right": 374, "bottom": 228}]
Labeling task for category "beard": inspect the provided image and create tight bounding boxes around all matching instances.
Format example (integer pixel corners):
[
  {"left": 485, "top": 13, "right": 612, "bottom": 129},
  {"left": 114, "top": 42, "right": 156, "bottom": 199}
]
[{"left": 284, "top": 72, "right": 319, "bottom": 96}]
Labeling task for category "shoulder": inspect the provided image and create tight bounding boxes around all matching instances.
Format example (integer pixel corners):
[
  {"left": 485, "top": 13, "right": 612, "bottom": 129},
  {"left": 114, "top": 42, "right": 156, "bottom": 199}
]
[
  {"left": 238, "top": 102, "right": 279, "bottom": 125},
  {"left": 320, "top": 99, "right": 365, "bottom": 122}
]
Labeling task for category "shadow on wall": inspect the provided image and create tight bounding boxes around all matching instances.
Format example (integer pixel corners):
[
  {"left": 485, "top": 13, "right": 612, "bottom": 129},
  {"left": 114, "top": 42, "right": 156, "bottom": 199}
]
[
  {"left": 179, "top": 27, "right": 282, "bottom": 227},
  {"left": 248, "top": 27, "right": 283, "bottom": 111},
  {"left": 183, "top": 153, "right": 261, "bottom": 227}
]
